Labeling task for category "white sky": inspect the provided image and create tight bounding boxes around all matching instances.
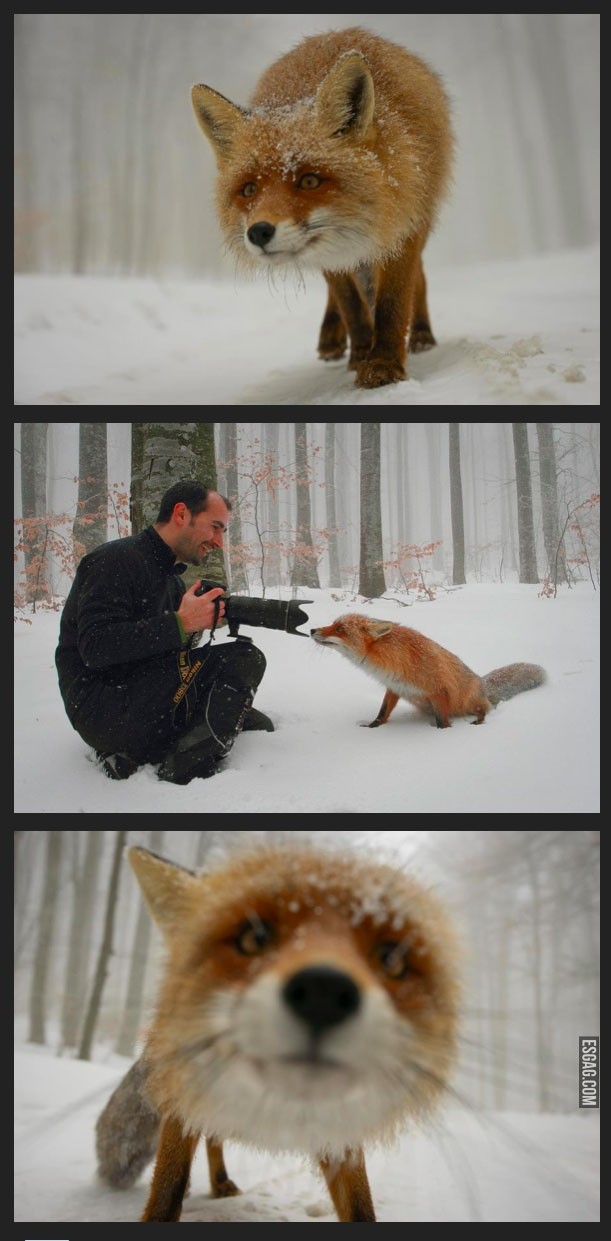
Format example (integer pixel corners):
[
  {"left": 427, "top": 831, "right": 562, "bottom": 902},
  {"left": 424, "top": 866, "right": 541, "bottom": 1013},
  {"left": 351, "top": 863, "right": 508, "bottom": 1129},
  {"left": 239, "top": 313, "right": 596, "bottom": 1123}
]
[
  {"left": 14, "top": 245, "right": 599, "bottom": 405},
  {"left": 14, "top": 1040, "right": 600, "bottom": 1223},
  {"left": 14, "top": 581, "right": 599, "bottom": 814}
]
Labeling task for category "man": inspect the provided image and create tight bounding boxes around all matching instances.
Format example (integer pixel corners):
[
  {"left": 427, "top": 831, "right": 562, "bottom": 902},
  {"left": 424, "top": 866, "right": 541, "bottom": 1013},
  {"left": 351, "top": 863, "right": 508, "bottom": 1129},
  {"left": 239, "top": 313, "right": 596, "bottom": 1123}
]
[{"left": 55, "top": 480, "right": 273, "bottom": 784}]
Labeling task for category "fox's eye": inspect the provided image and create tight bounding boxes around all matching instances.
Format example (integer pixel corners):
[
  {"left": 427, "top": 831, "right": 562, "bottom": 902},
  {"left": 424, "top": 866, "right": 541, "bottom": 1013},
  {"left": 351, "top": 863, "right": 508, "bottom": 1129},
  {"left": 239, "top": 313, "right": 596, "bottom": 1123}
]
[
  {"left": 235, "top": 917, "right": 274, "bottom": 955},
  {"left": 376, "top": 941, "right": 411, "bottom": 980},
  {"left": 297, "top": 173, "right": 322, "bottom": 190},
  {"left": 242, "top": 182, "right": 258, "bottom": 198},
  {"left": 334, "top": 624, "right": 344, "bottom": 635}
]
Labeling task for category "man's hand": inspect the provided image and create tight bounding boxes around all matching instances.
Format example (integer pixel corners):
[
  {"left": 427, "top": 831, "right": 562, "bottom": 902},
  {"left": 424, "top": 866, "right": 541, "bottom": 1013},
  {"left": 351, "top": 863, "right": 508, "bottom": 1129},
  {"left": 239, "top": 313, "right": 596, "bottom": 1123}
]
[{"left": 177, "top": 583, "right": 226, "bottom": 634}]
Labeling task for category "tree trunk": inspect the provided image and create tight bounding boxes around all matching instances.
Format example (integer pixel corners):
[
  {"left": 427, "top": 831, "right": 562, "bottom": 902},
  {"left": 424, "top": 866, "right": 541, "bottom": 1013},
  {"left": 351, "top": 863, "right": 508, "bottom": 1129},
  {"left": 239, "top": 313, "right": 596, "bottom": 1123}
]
[{"left": 78, "top": 830, "right": 127, "bottom": 1061}]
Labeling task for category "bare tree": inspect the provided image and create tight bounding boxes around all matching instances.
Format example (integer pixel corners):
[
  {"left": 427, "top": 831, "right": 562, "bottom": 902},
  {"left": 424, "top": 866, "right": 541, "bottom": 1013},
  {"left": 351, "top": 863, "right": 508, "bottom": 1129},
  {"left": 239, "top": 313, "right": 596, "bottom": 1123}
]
[
  {"left": 290, "top": 423, "right": 321, "bottom": 589},
  {"left": 359, "top": 423, "right": 386, "bottom": 598},
  {"left": 20, "top": 422, "right": 50, "bottom": 602},
  {"left": 72, "top": 423, "right": 108, "bottom": 555},
  {"left": 262, "top": 422, "right": 281, "bottom": 590},
  {"left": 115, "top": 829, "right": 164, "bottom": 1057},
  {"left": 219, "top": 422, "right": 247, "bottom": 591},
  {"left": 29, "top": 830, "right": 63, "bottom": 1045},
  {"left": 78, "top": 830, "right": 127, "bottom": 1061},
  {"left": 61, "top": 830, "right": 105, "bottom": 1048},
  {"left": 512, "top": 424, "right": 539, "bottom": 582},
  {"left": 325, "top": 424, "right": 341, "bottom": 588},
  {"left": 536, "top": 423, "right": 567, "bottom": 585},
  {"left": 449, "top": 424, "right": 465, "bottom": 585}
]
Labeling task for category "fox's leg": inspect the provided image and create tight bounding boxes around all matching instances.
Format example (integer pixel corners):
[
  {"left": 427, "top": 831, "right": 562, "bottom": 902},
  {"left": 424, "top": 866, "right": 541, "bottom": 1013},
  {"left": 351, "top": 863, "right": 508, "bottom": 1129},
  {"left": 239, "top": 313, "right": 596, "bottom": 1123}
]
[
  {"left": 141, "top": 1117, "right": 199, "bottom": 1222},
  {"left": 469, "top": 697, "right": 490, "bottom": 725},
  {"left": 319, "top": 1149, "right": 376, "bottom": 1223},
  {"left": 427, "top": 689, "right": 452, "bottom": 729},
  {"left": 318, "top": 282, "right": 348, "bottom": 360},
  {"left": 355, "top": 233, "right": 425, "bottom": 388},
  {"left": 206, "top": 1137, "right": 241, "bottom": 1198},
  {"left": 410, "top": 255, "right": 436, "bottom": 353},
  {"left": 322, "top": 271, "right": 374, "bottom": 369},
  {"left": 364, "top": 689, "right": 399, "bottom": 728}
]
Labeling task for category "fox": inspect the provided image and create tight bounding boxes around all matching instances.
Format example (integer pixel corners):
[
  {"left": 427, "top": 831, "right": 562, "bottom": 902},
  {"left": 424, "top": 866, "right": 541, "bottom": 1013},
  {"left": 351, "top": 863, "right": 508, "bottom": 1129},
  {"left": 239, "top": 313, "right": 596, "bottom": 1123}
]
[
  {"left": 191, "top": 27, "right": 453, "bottom": 389},
  {"left": 311, "top": 614, "right": 547, "bottom": 729},
  {"left": 96, "top": 842, "right": 460, "bottom": 1224}
]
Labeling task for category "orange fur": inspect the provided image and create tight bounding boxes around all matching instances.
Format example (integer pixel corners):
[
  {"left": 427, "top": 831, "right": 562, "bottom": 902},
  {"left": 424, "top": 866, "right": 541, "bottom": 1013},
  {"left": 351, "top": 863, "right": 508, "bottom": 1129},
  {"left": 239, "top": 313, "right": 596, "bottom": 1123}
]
[
  {"left": 128, "top": 843, "right": 460, "bottom": 1223},
  {"left": 191, "top": 27, "right": 453, "bottom": 388},
  {"left": 311, "top": 614, "right": 546, "bottom": 728}
]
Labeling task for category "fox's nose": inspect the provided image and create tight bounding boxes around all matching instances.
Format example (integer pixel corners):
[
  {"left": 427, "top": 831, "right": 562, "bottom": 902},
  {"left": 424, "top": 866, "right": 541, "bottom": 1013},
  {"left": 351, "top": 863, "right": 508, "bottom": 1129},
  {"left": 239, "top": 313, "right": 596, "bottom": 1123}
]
[
  {"left": 247, "top": 221, "right": 276, "bottom": 248},
  {"left": 283, "top": 966, "right": 361, "bottom": 1034}
]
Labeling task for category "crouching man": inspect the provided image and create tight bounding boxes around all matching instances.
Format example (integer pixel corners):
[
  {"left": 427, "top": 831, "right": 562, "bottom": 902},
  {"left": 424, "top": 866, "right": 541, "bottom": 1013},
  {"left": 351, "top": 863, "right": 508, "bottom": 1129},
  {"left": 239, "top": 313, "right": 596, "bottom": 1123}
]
[{"left": 55, "top": 479, "right": 273, "bottom": 784}]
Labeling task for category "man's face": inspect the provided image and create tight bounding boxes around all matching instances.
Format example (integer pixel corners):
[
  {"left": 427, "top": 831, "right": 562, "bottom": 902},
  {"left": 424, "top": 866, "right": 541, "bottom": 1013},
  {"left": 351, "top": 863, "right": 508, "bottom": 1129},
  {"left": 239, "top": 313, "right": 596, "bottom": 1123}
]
[{"left": 174, "top": 494, "right": 229, "bottom": 566}]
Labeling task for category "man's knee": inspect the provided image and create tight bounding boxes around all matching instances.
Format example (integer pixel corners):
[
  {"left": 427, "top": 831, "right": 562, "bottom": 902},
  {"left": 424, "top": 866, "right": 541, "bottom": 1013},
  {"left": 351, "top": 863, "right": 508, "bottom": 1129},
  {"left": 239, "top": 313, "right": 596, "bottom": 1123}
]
[{"left": 224, "top": 641, "right": 266, "bottom": 690}]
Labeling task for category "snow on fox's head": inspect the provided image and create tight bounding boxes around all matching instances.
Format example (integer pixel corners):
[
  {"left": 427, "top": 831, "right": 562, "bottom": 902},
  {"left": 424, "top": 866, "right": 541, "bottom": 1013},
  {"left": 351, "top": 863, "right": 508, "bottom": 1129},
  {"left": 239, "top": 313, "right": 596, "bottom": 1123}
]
[
  {"left": 191, "top": 53, "right": 405, "bottom": 273},
  {"left": 129, "top": 842, "right": 460, "bottom": 1158}
]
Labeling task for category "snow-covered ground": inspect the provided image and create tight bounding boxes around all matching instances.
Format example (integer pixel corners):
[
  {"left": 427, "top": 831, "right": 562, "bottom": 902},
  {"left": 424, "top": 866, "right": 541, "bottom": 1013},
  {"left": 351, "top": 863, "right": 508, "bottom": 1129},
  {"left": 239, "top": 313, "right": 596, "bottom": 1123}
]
[
  {"left": 13, "top": 582, "right": 599, "bottom": 814},
  {"left": 14, "top": 245, "right": 599, "bottom": 405},
  {"left": 14, "top": 1042, "right": 600, "bottom": 1223}
]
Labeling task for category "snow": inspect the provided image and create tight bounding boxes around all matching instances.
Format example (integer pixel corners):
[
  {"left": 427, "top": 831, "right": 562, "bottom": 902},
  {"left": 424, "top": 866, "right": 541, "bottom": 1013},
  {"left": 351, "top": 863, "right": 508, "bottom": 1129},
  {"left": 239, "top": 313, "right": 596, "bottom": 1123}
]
[
  {"left": 14, "top": 244, "right": 599, "bottom": 405},
  {"left": 14, "top": 1042, "right": 600, "bottom": 1223},
  {"left": 13, "top": 582, "right": 599, "bottom": 814}
]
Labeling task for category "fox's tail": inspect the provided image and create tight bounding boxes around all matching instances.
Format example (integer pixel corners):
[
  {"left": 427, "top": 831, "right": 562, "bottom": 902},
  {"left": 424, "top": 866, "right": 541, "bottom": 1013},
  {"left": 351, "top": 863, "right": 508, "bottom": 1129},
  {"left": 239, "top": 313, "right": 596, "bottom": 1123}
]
[
  {"left": 96, "top": 1057, "right": 160, "bottom": 1188},
  {"left": 482, "top": 663, "right": 547, "bottom": 707}
]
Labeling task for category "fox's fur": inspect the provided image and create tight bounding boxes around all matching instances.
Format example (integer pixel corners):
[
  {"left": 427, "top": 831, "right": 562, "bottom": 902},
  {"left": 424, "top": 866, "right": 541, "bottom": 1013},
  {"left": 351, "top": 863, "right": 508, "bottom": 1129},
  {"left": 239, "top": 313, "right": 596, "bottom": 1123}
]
[
  {"left": 191, "top": 27, "right": 453, "bottom": 388},
  {"left": 311, "top": 613, "right": 546, "bottom": 729},
  {"left": 96, "top": 843, "right": 460, "bottom": 1223}
]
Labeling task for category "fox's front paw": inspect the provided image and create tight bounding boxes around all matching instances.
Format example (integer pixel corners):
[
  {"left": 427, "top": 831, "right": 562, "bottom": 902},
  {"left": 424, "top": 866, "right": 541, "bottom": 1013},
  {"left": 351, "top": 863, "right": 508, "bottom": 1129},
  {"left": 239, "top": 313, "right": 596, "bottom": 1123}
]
[
  {"left": 355, "top": 357, "right": 407, "bottom": 387},
  {"left": 410, "top": 322, "right": 436, "bottom": 353},
  {"left": 211, "top": 1179, "right": 241, "bottom": 1199}
]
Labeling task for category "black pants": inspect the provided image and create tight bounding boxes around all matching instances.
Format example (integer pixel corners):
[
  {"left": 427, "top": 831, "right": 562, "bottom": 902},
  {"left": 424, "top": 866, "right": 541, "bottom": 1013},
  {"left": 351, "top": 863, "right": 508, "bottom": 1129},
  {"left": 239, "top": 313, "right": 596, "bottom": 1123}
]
[{"left": 68, "top": 638, "right": 266, "bottom": 764}]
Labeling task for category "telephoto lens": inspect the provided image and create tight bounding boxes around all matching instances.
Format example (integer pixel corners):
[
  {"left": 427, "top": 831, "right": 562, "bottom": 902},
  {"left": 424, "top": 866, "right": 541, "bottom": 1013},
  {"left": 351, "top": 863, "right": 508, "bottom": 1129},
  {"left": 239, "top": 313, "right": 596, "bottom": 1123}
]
[{"left": 195, "top": 580, "right": 312, "bottom": 636}]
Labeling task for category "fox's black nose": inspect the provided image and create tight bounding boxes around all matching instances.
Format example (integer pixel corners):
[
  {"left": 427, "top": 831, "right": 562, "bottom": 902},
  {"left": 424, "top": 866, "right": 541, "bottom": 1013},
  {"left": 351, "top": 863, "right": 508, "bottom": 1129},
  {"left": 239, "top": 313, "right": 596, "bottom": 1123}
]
[
  {"left": 247, "top": 221, "right": 276, "bottom": 248},
  {"left": 283, "top": 966, "right": 361, "bottom": 1034}
]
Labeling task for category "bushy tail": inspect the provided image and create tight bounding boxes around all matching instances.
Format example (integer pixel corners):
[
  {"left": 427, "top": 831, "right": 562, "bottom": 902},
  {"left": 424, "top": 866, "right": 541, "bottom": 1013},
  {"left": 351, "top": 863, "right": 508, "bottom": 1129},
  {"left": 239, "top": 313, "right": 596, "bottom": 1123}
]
[
  {"left": 482, "top": 663, "right": 547, "bottom": 707},
  {"left": 96, "top": 1057, "right": 160, "bottom": 1189}
]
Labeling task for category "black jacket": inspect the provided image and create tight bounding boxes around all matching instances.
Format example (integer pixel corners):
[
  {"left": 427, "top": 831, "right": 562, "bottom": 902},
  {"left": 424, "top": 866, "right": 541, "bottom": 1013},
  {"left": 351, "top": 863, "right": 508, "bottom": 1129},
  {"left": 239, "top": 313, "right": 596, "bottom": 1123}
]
[{"left": 55, "top": 526, "right": 188, "bottom": 721}]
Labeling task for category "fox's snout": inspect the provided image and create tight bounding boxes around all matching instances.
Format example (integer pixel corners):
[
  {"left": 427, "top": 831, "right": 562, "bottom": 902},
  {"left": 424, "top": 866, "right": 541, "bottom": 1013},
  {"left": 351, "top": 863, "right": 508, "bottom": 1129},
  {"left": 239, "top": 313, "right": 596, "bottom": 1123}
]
[{"left": 311, "top": 626, "right": 336, "bottom": 644}]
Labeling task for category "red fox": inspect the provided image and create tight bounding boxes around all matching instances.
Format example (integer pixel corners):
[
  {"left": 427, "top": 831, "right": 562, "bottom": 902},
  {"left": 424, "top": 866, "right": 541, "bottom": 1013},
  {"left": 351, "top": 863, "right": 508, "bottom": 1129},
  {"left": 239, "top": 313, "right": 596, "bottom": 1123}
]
[
  {"left": 96, "top": 843, "right": 460, "bottom": 1223},
  {"left": 311, "top": 614, "right": 546, "bottom": 728},
  {"left": 191, "top": 27, "right": 453, "bottom": 388}
]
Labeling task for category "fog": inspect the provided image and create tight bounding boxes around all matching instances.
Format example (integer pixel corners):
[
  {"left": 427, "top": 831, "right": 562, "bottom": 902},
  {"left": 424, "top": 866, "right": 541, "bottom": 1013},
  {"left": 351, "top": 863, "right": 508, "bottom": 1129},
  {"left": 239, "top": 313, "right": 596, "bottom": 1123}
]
[{"left": 15, "top": 15, "right": 599, "bottom": 277}]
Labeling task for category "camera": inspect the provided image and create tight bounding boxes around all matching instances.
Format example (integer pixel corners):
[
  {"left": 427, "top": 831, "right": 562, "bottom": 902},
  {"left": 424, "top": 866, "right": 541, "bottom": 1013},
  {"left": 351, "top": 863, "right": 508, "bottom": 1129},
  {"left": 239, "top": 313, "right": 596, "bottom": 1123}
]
[{"left": 195, "top": 579, "right": 312, "bottom": 637}]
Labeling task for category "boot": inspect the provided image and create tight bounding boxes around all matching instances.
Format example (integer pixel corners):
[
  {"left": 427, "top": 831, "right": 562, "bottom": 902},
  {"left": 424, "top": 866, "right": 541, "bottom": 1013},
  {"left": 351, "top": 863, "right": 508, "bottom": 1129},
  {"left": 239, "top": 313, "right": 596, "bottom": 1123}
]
[
  {"left": 158, "top": 683, "right": 253, "bottom": 784},
  {"left": 96, "top": 750, "right": 140, "bottom": 780},
  {"left": 241, "top": 705, "right": 274, "bottom": 732}
]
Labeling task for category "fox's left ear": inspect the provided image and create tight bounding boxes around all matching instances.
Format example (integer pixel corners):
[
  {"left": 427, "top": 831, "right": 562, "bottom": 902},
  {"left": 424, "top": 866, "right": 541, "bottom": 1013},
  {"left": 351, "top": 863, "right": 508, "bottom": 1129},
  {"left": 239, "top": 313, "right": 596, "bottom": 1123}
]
[
  {"left": 315, "top": 51, "right": 375, "bottom": 139},
  {"left": 128, "top": 847, "right": 200, "bottom": 940}
]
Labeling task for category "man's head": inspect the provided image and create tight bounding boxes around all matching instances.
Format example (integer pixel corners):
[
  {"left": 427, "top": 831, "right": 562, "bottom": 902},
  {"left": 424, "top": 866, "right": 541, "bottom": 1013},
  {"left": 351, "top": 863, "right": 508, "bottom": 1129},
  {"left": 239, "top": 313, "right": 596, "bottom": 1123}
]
[{"left": 154, "top": 480, "right": 231, "bottom": 567}]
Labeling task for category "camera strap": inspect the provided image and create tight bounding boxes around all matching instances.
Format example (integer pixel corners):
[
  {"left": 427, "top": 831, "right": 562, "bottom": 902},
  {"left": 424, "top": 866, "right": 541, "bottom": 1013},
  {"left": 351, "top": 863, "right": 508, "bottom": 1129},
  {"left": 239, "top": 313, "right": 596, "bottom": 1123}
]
[{"left": 202, "top": 594, "right": 223, "bottom": 648}]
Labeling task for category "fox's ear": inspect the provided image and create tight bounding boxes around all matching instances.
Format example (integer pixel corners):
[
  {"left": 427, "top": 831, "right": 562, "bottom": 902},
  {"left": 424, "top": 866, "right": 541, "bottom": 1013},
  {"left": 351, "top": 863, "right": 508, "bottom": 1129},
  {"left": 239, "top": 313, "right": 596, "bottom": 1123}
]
[
  {"left": 315, "top": 51, "right": 375, "bottom": 139},
  {"left": 191, "top": 84, "right": 246, "bottom": 164},
  {"left": 369, "top": 620, "right": 394, "bottom": 640},
  {"left": 128, "top": 847, "right": 200, "bottom": 939}
]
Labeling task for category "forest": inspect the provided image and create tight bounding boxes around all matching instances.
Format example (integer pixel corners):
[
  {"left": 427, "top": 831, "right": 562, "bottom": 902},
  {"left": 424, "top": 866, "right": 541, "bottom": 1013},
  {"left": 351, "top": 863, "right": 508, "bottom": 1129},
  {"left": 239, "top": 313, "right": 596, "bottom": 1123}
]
[{"left": 14, "top": 423, "right": 601, "bottom": 610}]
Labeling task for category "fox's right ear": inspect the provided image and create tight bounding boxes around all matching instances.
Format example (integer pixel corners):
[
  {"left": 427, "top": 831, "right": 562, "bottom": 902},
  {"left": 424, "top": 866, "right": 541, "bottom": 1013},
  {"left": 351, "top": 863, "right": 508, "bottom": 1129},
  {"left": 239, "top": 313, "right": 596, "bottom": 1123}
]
[
  {"left": 191, "top": 84, "right": 246, "bottom": 164},
  {"left": 128, "top": 847, "right": 200, "bottom": 940}
]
